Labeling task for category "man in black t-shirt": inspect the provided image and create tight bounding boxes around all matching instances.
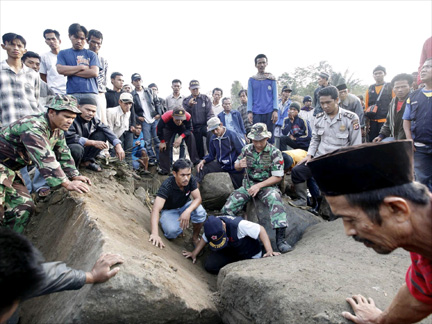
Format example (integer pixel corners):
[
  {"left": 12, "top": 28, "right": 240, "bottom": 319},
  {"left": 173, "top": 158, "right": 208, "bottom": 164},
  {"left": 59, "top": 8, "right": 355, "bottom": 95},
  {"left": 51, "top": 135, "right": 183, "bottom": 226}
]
[{"left": 149, "top": 159, "right": 207, "bottom": 248}]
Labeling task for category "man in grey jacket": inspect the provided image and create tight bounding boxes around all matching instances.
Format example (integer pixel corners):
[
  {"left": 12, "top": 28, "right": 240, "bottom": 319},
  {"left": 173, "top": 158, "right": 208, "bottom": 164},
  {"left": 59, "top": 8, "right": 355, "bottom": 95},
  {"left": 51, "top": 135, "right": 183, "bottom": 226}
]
[{"left": 0, "top": 228, "right": 124, "bottom": 324}]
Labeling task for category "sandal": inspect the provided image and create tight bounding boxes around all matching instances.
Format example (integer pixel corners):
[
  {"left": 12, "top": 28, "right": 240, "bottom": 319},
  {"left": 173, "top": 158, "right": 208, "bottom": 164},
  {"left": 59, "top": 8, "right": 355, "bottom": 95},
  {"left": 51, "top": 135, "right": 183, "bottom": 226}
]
[
  {"left": 86, "top": 162, "right": 102, "bottom": 172},
  {"left": 37, "top": 187, "right": 51, "bottom": 197}
]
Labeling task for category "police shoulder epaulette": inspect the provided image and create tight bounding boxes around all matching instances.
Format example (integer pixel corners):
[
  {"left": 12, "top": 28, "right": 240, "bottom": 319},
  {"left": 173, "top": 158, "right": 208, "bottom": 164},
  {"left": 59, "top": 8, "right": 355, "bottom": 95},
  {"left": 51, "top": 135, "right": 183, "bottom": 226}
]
[
  {"left": 316, "top": 112, "right": 325, "bottom": 118},
  {"left": 343, "top": 112, "right": 354, "bottom": 119}
]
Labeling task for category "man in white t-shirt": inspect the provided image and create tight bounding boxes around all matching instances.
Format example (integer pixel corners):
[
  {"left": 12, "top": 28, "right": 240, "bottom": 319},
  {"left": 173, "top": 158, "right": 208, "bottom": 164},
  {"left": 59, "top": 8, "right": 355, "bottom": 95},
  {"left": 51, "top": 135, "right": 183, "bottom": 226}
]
[
  {"left": 182, "top": 215, "right": 280, "bottom": 274},
  {"left": 40, "top": 29, "right": 67, "bottom": 94}
]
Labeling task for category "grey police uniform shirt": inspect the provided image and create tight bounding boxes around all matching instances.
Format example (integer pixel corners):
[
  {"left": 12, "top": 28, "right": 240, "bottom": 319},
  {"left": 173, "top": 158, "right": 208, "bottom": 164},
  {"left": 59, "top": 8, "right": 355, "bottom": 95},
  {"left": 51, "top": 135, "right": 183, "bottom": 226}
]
[{"left": 307, "top": 106, "right": 362, "bottom": 158}]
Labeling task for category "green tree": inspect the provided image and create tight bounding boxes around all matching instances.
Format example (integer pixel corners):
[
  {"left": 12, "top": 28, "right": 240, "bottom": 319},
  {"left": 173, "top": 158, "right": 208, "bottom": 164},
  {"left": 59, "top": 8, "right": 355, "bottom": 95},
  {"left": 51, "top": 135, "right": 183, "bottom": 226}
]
[{"left": 230, "top": 80, "right": 244, "bottom": 109}]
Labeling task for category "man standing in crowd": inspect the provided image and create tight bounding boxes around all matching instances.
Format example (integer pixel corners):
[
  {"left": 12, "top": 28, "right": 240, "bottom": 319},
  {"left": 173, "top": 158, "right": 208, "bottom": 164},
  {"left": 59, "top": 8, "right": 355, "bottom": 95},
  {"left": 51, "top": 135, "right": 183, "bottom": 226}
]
[
  {"left": 1, "top": 33, "right": 41, "bottom": 127},
  {"left": 166, "top": 79, "right": 186, "bottom": 159},
  {"left": 40, "top": 29, "right": 66, "bottom": 95},
  {"left": 373, "top": 73, "right": 413, "bottom": 142},
  {"left": 105, "top": 72, "right": 124, "bottom": 108},
  {"left": 87, "top": 29, "right": 108, "bottom": 124},
  {"left": 274, "top": 85, "right": 292, "bottom": 148},
  {"left": 299, "top": 95, "right": 314, "bottom": 127},
  {"left": 403, "top": 58, "right": 432, "bottom": 191},
  {"left": 336, "top": 83, "right": 365, "bottom": 136},
  {"left": 290, "top": 86, "right": 361, "bottom": 208},
  {"left": 280, "top": 102, "right": 312, "bottom": 151},
  {"left": 247, "top": 54, "right": 278, "bottom": 144},
  {"left": 308, "top": 140, "right": 432, "bottom": 324},
  {"left": 131, "top": 73, "right": 161, "bottom": 166},
  {"left": 0, "top": 95, "right": 91, "bottom": 233},
  {"left": 196, "top": 117, "right": 245, "bottom": 189},
  {"left": 56, "top": 23, "right": 101, "bottom": 106},
  {"left": 313, "top": 72, "right": 330, "bottom": 116},
  {"left": 237, "top": 89, "right": 252, "bottom": 135},
  {"left": 22, "top": 51, "right": 55, "bottom": 107},
  {"left": 182, "top": 215, "right": 280, "bottom": 274},
  {"left": 217, "top": 97, "right": 247, "bottom": 143},
  {"left": 148, "top": 83, "right": 167, "bottom": 114},
  {"left": 364, "top": 65, "right": 395, "bottom": 142},
  {"left": 221, "top": 123, "right": 293, "bottom": 254},
  {"left": 183, "top": 80, "right": 214, "bottom": 159},
  {"left": 66, "top": 97, "right": 125, "bottom": 172},
  {"left": 149, "top": 159, "right": 207, "bottom": 248},
  {"left": 131, "top": 124, "right": 150, "bottom": 174},
  {"left": 157, "top": 107, "right": 200, "bottom": 175},
  {"left": 212, "top": 88, "right": 224, "bottom": 116}
]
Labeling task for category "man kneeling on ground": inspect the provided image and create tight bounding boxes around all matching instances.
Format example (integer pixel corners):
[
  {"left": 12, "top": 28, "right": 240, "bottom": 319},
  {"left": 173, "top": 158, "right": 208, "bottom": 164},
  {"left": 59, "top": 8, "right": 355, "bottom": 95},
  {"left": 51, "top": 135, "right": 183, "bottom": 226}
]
[
  {"left": 182, "top": 215, "right": 280, "bottom": 274},
  {"left": 149, "top": 159, "right": 206, "bottom": 248}
]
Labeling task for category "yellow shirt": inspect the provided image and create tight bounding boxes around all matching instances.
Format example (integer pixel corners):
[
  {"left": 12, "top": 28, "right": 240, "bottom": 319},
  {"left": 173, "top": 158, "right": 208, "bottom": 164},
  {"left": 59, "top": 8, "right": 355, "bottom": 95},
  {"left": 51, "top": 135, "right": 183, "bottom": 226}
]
[{"left": 283, "top": 149, "right": 308, "bottom": 168}]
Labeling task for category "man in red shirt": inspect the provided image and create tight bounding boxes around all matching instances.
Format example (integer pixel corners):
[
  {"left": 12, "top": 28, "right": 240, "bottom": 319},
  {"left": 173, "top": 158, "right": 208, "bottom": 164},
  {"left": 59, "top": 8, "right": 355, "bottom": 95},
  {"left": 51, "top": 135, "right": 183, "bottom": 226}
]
[{"left": 308, "top": 140, "right": 432, "bottom": 323}]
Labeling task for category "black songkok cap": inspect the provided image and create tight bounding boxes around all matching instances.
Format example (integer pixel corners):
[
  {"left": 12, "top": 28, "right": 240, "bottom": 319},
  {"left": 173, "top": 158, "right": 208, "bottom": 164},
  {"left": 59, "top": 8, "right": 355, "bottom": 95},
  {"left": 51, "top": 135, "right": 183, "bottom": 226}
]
[
  {"left": 78, "top": 97, "right": 98, "bottom": 106},
  {"left": 308, "top": 140, "right": 414, "bottom": 196},
  {"left": 336, "top": 83, "right": 347, "bottom": 91}
]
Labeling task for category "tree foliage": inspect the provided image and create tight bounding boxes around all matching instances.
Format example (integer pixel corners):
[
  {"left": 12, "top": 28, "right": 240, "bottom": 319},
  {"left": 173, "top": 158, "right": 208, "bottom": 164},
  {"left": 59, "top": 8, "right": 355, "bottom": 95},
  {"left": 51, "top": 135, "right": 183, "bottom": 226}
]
[{"left": 277, "top": 61, "right": 368, "bottom": 99}]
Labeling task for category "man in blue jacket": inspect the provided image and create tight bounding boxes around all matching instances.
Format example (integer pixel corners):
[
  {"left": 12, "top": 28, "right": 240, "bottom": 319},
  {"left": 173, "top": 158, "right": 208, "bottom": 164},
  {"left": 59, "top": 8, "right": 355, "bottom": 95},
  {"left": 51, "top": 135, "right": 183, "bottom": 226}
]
[
  {"left": 196, "top": 117, "right": 245, "bottom": 189},
  {"left": 280, "top": 102, "right": 312, "bottom": 151},
  {"left": 217, "top": 97, "right": 247, "bottom": 144}
]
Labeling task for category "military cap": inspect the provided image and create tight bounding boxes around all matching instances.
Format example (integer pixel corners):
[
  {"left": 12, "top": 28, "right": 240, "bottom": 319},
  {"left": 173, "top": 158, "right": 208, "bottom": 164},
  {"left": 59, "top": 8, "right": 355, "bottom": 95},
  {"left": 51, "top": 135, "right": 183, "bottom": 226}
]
[
  {"left": 247, "top": 123, "right": 272, "bottom": 141},
  {"left": 308, "top": 140, "right": 414, "bottom": 196},
  {"left": 289, "top": 102, "right": 301, "bottom": 111},
  {"left": 46, "top": 94, "right": 81, "bottom": 114},
  {"left": 204, "top": 216, "right": 228, "bottom": 251},
  {"left": 207, "top": 117, "right": 221, "bottom": 131},
  {"left": 173, "top": 106, "right": 186, "bottom": 120}
]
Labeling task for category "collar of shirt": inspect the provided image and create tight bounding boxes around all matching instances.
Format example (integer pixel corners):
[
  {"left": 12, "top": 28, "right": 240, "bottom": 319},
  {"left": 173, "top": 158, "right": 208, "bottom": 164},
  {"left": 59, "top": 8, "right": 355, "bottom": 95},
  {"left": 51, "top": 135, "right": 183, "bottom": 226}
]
[{"left": 1, "top": 60, "right": 29, "bottom": 75}]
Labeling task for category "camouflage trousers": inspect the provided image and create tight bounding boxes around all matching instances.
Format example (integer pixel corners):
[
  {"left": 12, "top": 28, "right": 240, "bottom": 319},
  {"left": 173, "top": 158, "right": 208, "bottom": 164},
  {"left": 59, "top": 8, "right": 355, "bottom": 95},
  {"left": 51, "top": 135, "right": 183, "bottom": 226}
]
[
  {"left": 0, "top": 164, "right": 35, "bottom": 233},
  {"left": 221, "top": 184, "right": 288, "bottom": 229}
]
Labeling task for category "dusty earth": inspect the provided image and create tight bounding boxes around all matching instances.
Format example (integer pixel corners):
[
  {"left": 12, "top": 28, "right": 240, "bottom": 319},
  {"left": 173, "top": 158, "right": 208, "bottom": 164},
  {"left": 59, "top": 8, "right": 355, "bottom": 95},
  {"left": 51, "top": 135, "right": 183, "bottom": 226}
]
[{"left": 17, "top": 162, "right": 432, "bottom": 324}]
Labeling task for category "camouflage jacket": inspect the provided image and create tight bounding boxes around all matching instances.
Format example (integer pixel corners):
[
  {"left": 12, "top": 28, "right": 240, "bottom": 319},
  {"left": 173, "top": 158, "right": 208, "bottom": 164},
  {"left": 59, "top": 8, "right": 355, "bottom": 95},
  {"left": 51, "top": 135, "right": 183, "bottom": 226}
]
[
  {"left": 236, "top": 143, "right": 284, "bottom": 183},
  {"left": 0, "top": 113, "right": 79, "bottom": 187}
]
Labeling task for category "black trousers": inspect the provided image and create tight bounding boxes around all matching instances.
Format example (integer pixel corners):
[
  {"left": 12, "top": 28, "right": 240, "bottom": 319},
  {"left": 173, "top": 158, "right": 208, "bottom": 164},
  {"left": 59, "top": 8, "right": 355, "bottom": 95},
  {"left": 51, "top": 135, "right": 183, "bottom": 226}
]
[
  {"left": 193, "top": 125, "right": 212, "bottom": 159},
  {"left": 196, "top": 160, "right": 244, "bottom": 189},
  {"left": 291, "top": 163, "right": 313, "bottom": 184},
  {"left": 253, "top": 112, "right": 274, "bottom": 144},
  {"left": 159, "top": 128, "right": 200, "bottom": 173},
  {"left": 368, "top": 120, "right": 384, "bottom": 142},
  {"left": 279, "top": 136, "right": 308, "bottom": 151},
  {"left": 204, "top": 248, "right": 245, "bottom": 274},
  {"left": 68, "top": 129, "right": 108, "bottom": 167}
]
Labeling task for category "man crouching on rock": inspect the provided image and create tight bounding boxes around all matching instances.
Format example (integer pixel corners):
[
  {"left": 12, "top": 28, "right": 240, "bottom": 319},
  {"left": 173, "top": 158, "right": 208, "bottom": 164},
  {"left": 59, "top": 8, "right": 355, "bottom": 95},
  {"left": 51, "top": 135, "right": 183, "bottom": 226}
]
[
  {"left": 0, "top": 95, "right": 91, "bottom": 234},
  {"left": 308, "top": 140, "right": 432, "bottom": 324},
  {"left": 183, "top": 215, "right": 280, "bottom": 274},
  {"left": 149, "top": 159, "right": 207, "bottom": 248}
]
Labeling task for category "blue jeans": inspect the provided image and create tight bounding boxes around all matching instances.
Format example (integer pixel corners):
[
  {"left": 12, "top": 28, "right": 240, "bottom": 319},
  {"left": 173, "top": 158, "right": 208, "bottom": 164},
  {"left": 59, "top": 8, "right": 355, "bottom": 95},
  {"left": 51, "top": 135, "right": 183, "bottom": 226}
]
[
  {"left": 20, "top": 167, "right": 49, "bottom": 193},
  {"left": 159, "top": 200, "right": 207, "bottom": 239},
  {"left": 142, "top": 120, "right": 160, "bottom": 162},
  {"left": 414, "top": 144, "right": 432, "bottom": 191}
]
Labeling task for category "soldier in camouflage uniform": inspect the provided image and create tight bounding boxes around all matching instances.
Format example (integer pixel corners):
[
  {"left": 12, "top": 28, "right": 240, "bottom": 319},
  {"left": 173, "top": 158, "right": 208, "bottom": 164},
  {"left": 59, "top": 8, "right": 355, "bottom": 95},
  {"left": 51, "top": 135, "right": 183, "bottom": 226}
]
[
  {"left": 221, "top": 123, "right": 293, "bottom": 253},
  {"left": 0, "top": 94, "right": 92, "bottom": 233}
]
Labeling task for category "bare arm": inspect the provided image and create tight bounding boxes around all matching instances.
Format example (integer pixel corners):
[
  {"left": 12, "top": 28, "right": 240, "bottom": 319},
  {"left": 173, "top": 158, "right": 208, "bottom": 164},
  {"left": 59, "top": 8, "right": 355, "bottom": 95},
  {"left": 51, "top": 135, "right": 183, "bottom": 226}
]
[
  {"left": 149, "top": 196, "right": 166, "bottom": 248},
  {"left": 259, "top": 225, "right": 279, "bottom": 257},
  {"left": 343, "top": 284, "right": 432, "bottom": 324},
  {"left": 187, "top": 189, "right": 202, "bottom": 213},
  {"left": 75, "top": 65, "right": 99, "bottom": 78},
  {"left": 56, "top": 64, "right": 85, "bottom": 76},
  {"left": 403, "top": 120, "right": 412, "bottom": 140}
]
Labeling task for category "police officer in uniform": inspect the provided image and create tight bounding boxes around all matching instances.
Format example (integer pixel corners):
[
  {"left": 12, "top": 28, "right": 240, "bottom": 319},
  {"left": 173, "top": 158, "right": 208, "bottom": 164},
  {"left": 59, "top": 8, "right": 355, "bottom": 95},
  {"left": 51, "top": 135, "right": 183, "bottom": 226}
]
[
  {"left": 220, "top": 123, "right": 293, "bottom": 253},
  {"left": 290, "top": 86, "right": 362, "bottom": 208}
]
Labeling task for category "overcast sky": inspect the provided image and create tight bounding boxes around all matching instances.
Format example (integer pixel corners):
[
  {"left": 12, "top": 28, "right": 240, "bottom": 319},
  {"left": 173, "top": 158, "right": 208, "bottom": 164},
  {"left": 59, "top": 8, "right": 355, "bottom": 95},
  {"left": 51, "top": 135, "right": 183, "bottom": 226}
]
[{"left": 1, "top": 1, "right": 431, "bottom": 98}]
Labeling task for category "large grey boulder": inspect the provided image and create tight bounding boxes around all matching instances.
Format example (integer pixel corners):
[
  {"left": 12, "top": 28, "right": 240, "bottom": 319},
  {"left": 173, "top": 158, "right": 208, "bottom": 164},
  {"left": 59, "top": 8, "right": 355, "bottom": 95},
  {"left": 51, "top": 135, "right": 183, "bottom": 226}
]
[
  {"left": 200, "top": 172, "right": 234, "bottom": 210},
  {"left": 246, "top": 196, "right": 323, "bottom": 250},
  {"left": 217, "top": 219, "right": 430, "bottom": 324},
  {"left": 20, "top": 169, "right": 221, "bottom": 324}
]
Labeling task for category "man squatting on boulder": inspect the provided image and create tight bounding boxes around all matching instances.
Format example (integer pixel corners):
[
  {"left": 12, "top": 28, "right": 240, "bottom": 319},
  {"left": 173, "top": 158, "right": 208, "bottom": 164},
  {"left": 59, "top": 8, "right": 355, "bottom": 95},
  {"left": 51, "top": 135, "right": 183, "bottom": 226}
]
[
  {"left": 308, "top": 140, "right": 432, "bottom": 324},
  {"left": 183, "top": 215, "right": 280, "bottom": 274},
  {"left": 221, "top": 123, "right": 293, "bottom": 253},
  {"left": 0, "top": 95, "right": 91, "bottom": 234},
  {"left": 0, "top": 228, "right": 124, "bottom": 324},
  {"left": 149, "top": 159, "right": 207, "bottom": 248}
]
